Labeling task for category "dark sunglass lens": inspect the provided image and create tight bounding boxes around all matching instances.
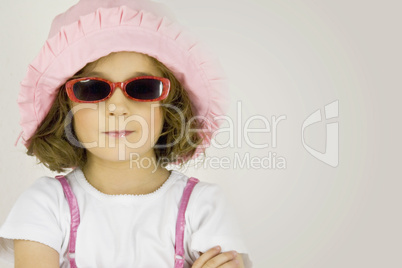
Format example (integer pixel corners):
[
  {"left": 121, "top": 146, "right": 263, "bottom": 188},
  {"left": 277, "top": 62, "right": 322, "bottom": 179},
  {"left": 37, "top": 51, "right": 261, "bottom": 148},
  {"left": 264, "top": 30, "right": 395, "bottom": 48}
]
[
  {"left": 126, "top": 79, "right": 163, "bottom": 100},
  {"left": 73, "top": 80, "right": 110, "bottom": 101}
]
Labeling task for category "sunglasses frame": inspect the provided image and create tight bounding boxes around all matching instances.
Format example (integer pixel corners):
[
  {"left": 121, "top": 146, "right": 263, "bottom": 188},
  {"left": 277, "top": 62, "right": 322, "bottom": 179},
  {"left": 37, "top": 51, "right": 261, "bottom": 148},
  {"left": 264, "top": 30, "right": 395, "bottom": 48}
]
[{"left": 65, "top": 76, "right": 170, "bottom": 103}]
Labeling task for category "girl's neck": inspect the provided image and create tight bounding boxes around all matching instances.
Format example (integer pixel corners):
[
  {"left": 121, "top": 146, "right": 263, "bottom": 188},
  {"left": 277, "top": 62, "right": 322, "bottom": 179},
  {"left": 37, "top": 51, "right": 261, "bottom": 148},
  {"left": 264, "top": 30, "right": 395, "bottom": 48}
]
[{"left": 81, "top": 154, "right": 171, "bottom": 196}]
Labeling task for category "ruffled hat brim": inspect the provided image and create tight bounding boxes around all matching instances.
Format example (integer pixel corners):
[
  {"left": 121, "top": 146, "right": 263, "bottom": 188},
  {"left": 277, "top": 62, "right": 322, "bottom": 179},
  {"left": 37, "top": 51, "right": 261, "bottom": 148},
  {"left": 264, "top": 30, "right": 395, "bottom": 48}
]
[{"left": 18, "top": 4, "right": 229, "bottom": 163}]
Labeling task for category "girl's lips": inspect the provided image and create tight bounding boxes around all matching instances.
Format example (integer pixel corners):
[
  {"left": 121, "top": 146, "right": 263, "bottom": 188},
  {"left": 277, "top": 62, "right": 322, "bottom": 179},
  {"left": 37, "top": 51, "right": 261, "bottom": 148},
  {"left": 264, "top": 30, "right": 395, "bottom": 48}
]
[{"left": 103, "top": 131, "right": 134, "bottom": 138}]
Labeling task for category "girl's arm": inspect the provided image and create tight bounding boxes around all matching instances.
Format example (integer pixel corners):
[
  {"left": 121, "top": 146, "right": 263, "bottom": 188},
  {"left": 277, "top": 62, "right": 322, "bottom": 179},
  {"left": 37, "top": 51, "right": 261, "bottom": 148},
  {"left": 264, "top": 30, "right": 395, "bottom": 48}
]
[
  {"left": 192, "top": 246, "right": 245, "bottom": 268},
  {"left": 14, "top": 240, "right": 59, "bottom": 268}
]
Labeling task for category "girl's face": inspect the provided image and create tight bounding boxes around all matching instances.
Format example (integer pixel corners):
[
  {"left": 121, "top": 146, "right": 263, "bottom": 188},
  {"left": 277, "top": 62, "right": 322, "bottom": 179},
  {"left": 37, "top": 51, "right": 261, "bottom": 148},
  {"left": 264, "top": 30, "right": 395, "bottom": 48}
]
[{"left": 70, "top": 51, "right": 165, "bottom": 163}]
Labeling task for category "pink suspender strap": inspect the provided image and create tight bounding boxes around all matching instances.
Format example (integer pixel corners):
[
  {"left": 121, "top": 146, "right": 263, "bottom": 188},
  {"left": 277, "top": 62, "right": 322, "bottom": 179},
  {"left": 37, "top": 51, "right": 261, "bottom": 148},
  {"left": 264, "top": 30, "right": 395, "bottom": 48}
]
[
  {"left": 174, "top": 177, "right": 200, "bottom": 268},
  {"left": 56, "top": 175, "right": 79, "bottom": 268}
]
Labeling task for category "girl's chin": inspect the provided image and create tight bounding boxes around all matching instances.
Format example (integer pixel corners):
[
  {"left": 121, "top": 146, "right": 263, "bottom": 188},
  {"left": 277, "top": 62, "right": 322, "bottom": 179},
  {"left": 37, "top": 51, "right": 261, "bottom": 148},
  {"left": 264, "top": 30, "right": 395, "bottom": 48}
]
[{"left": 85, "top": 147, "right": 155, "bottom": 162}]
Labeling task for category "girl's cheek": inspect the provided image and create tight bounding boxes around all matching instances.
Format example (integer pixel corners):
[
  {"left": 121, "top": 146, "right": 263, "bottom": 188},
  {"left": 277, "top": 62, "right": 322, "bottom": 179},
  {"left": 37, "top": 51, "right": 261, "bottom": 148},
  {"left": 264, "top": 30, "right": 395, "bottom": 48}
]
[
  {"left": 74, "top": 110, "right": 98, "bottom": 127},
  {"left": 72, "top": 109, "right": 100, "bottom": 141}
]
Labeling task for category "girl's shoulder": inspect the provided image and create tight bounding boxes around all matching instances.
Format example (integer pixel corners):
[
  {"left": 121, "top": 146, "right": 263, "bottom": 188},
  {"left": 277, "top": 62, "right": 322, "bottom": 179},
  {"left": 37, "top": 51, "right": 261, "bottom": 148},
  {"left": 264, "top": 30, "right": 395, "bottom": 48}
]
[
  {"left": 170, "top": 170, "right": 227, "bottom": 199},
  {"left": 22, "top": 175, "right": 62, "bottom": 196},
  {"left": 0, "top": 173, "right": 71, "bottom": 261},
  {"left": 6, "top": 174, "right": 70, "bottom": 222},
  {"left": 171, "top": 170, "right": 231, "bottom": 214}
]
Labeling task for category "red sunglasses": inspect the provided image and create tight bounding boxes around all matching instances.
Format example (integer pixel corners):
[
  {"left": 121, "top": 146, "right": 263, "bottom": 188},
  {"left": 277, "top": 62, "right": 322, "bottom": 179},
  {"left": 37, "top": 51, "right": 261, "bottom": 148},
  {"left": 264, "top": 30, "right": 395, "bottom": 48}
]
[{"left": 65, "top": 76, "right": 170, "bottom": 103}]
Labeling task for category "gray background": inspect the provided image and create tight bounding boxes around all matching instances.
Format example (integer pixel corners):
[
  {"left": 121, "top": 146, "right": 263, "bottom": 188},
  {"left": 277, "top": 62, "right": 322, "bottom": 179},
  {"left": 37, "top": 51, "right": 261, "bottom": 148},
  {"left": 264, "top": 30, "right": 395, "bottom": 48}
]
[{"left": 1, "top": 0, "right": 401, "bottom": 267}]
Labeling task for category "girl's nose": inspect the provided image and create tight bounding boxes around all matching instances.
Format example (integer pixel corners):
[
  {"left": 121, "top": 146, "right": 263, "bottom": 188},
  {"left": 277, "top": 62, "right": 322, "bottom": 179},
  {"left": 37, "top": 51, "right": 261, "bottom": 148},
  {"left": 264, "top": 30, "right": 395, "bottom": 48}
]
[{"left": 106, "top": 87, "right": 129, "bottom": 116}]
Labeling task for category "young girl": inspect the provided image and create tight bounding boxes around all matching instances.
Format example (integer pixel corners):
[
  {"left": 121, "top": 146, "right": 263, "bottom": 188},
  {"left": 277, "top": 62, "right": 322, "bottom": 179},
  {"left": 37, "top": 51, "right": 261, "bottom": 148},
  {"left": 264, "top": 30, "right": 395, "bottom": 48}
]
[{"left": 0, "top": 0, "right": 252, "bottom": 267}]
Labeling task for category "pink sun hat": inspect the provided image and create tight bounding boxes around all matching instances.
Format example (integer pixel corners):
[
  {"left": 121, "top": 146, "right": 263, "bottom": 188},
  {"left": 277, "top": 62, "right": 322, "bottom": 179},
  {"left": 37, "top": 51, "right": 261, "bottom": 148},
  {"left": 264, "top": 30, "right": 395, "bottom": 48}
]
[{"left": 16, "top": 0, "right": 229, "bottom": 162}]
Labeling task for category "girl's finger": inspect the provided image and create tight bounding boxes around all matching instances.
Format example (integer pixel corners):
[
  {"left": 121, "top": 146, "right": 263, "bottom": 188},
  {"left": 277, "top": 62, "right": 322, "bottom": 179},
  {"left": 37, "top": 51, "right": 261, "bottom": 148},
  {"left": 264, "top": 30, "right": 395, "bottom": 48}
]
[
  {"left": 203, "top": 250, "right": 238, "bottom": 268},
  {"left": 191, "top": 246, "right": 221, "bottom": 268},
  {"left": 219, "top": 258, "right": 241, "bottom": 268}
]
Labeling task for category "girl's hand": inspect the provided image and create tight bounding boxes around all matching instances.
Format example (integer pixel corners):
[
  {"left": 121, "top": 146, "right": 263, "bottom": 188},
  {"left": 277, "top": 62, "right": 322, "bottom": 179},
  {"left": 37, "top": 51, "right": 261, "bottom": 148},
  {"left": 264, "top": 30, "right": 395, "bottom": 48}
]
[{"left": 191, "top": 246, "right": 243, "bottom": 268}]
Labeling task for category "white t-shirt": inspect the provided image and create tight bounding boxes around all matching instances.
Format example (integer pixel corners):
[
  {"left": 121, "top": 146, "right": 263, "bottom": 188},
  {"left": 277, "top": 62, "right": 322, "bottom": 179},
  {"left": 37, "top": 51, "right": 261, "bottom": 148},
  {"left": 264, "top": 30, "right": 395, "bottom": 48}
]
[{"left": 0, "top": 167, "right": 253, "bottom": 267}]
